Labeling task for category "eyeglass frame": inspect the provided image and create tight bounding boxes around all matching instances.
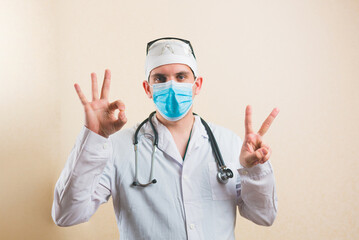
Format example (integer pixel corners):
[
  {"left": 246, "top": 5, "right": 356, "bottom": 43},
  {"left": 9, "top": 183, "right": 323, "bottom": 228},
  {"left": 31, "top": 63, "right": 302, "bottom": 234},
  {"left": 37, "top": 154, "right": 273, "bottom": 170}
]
[{"left": 146, "top": 37, "right": 196, "bottom": 59}]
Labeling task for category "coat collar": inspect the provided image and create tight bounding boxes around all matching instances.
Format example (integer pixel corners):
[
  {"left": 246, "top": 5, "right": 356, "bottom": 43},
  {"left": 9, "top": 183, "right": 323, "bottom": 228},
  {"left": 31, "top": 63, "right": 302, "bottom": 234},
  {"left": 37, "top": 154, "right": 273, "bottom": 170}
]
[{"left": 141, "top": 113, "right": 209, "bottom": 165}]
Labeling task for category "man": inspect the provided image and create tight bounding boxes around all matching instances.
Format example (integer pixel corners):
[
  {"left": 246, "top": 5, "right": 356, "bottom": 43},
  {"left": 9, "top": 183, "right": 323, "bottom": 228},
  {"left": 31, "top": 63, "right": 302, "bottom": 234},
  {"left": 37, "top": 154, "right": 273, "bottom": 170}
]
[{"left": 52, "top": 37, "right": 279, "bottom": 239}]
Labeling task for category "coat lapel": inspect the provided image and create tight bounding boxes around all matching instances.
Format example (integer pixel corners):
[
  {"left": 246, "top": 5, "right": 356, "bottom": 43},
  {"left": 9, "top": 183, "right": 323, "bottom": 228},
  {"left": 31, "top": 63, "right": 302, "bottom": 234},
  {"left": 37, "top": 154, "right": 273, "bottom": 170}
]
[{"left": 151, "top": 115, "right": 209, "bottom": 165}]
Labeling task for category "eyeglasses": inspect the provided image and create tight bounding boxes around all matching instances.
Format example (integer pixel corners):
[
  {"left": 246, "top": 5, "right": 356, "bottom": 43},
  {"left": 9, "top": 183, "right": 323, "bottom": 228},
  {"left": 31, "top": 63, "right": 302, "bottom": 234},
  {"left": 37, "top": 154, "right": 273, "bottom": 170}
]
[{"left": 146, "top": 37, "right": 196, "bottom": 59}]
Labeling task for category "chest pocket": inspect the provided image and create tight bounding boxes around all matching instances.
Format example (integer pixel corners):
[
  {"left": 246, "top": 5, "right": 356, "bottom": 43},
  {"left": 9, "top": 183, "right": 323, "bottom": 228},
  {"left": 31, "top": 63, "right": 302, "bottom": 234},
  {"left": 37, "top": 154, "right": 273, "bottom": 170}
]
[{"left": 208, "top": 162, "right": 237, "bottom": 201}]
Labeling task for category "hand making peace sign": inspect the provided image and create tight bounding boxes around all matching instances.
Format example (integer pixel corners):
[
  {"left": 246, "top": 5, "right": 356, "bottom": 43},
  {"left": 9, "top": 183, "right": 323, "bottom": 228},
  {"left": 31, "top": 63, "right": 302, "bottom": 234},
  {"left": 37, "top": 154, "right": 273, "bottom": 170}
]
[
  {"left": 240, "top": 105, "right": 279, "bottom": 168},
  {"left": 74, "top": 69, "right": 127, "bottom": 138}
]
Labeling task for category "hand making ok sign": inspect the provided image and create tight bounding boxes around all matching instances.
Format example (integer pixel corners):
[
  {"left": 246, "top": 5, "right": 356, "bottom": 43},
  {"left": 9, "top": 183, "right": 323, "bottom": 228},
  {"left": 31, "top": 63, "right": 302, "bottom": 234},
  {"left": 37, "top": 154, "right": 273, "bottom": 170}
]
[
  {"left": 74, "top": 69, "right": 127, "bottom": 138},
  {"left": 240, "top": 105, "right": 279, "bottom": 168}
]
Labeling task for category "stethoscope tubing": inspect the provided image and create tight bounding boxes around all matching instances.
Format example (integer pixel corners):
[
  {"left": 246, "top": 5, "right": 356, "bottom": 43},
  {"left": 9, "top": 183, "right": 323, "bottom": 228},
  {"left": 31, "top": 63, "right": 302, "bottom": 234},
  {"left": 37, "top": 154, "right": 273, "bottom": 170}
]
[
  {"left": 132, "top": 111, "right": 233, "bottom": 187},
  {"left": 133, "top": 112, "right": 158, "bottom": 187}
]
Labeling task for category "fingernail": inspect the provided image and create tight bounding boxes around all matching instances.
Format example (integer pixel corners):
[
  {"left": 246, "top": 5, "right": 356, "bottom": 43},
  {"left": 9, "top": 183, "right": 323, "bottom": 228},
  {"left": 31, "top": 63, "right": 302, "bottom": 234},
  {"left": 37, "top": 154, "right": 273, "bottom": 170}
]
[{"left": 261, "top": 148, "right": 268, "bottom": 155}]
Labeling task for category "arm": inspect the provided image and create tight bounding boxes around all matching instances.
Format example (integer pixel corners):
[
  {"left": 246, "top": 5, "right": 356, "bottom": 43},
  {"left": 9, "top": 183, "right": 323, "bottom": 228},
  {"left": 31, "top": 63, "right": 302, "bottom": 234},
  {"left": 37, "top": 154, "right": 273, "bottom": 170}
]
[
  {"left": 52, "top": 126, "right": 113, "bottom": 226},
  {"left": 236, "top": 105, "right": 279, "bottom": 226},
  {"left": 236, "top": 161, "right": 277, "bottom": 226},
  {"left": 52, "top": 69, "right": 127, "bottom": 226}
]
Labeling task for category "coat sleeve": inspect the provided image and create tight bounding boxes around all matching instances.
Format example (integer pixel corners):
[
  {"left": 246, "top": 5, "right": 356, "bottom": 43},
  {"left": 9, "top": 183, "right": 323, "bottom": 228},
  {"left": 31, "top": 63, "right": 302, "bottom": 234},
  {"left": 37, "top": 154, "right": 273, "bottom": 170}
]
[
  {"left": 236, "top": 138, "right": 278, "bottom": 226},
  {"left": 51, "top": 126, "right": 113, "bottom": 227}
]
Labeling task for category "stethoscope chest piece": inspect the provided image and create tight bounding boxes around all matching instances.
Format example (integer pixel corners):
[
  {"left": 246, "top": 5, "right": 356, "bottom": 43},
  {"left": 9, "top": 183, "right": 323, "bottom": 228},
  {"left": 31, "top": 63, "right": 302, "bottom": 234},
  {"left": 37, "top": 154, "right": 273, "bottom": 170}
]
[{"left": 217, "top": 168, "right": 234, "bottom": 184}]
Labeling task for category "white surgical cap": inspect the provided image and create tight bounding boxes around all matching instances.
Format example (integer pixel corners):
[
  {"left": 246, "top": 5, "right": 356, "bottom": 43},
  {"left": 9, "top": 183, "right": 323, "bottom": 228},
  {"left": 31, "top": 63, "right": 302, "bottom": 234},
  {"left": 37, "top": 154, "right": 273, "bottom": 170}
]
[{"left": 145, "top": 39, "right": 198, "bottom": 80}]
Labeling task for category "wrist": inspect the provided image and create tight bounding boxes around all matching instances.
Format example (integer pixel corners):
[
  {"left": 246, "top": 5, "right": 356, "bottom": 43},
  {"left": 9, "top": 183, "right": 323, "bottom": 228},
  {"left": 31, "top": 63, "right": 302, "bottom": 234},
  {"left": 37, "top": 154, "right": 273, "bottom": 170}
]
[
  {"left": 240, "top": 157, "right": 249, "bottom": 168},
  {"left": 98, "top": 129, "right": 109, "bottom": 138},
  {"left": 84, "top": 125, "right": 109, "bottom": 138}
]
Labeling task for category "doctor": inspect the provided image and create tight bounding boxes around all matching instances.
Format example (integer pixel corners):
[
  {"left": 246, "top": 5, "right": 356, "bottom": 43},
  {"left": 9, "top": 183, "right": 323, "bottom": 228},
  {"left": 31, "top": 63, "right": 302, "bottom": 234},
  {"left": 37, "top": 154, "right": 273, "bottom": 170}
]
[{"left": 52, "top": 37, "right": 279, "bottom": 240}]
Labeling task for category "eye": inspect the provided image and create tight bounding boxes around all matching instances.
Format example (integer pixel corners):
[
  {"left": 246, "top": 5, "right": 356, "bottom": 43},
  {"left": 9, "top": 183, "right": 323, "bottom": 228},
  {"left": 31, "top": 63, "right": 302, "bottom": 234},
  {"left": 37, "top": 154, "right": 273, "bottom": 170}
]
[
  {"left": 154, "top": 76, "right": 166, "bottom": 83},
  {"left": 177, "top": 75, "right": 185, "bottom": 80}
]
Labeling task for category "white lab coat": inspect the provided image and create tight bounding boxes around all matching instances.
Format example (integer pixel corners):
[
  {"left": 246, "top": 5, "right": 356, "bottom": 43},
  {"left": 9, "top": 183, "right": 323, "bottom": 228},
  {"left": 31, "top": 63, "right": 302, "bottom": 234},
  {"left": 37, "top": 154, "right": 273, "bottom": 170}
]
[{"left": 52, "top": 115, "right": 277, "bottom": 240}]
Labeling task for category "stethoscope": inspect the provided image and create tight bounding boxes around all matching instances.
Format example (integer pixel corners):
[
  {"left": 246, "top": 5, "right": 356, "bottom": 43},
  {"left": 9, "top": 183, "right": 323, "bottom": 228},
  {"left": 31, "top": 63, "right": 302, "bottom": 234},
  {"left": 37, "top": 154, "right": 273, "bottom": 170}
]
[{"left": 132, "top": 111, "right": 234, "bottom": 187}]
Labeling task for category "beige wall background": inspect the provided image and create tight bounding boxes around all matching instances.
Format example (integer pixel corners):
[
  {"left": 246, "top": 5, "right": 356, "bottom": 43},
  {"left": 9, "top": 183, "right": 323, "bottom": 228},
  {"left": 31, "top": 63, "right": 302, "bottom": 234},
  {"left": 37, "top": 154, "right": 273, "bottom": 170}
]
[{"left": 1, "top": 0, "right": 358, "bottom": 239}]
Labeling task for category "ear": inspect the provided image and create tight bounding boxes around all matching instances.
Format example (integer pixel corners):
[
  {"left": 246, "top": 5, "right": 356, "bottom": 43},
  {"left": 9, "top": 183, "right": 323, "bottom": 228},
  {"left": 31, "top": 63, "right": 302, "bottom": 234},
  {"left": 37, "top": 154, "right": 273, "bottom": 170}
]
[
  {"left": 193, "top": 76, "right": 203, "bottom": 96},
  {"left": 142, "top": 80, "right": 153, "bottom": 99}
]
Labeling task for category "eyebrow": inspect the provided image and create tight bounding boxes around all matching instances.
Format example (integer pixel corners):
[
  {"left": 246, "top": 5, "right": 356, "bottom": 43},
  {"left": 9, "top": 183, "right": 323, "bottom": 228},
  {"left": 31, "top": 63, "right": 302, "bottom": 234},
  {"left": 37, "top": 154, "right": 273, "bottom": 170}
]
[
  {"left": 149, "top": 71, "right": 192, "bottom": 81},
  {"left": 151, "top": 73, "right": 166, "bottom": 79},
  {"left": 176, "top": 71, "right": 190, "bottom": 76}
]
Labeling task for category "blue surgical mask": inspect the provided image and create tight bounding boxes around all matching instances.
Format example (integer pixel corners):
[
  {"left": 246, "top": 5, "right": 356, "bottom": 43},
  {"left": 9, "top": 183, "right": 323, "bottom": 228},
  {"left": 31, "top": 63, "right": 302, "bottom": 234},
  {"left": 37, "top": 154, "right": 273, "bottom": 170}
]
[{"left": 151, "top": 80, "right": 196, "bottom": 121}]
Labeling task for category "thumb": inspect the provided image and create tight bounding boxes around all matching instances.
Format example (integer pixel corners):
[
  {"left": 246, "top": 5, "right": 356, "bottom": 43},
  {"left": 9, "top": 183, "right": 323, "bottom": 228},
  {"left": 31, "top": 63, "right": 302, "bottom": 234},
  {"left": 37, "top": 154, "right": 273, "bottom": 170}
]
[{"left": 246, "top": 147, "right": 268, "bottom": 166}]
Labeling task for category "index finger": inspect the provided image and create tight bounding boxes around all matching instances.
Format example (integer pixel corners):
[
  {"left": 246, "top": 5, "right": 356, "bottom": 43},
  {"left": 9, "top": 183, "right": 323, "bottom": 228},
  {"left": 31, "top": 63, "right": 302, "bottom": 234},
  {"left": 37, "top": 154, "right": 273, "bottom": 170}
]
[
  {"left": 245, "top": 105, "right": 254, "bottom": 134},
  {"left": 74, "top": 83, "right": 88, "bottom": 105},
  {"left": 257, "top": 108, "right": 280, "bottom": 136},
  {"left": 100, "top": 69, "right": 111, "bottom": 100}
]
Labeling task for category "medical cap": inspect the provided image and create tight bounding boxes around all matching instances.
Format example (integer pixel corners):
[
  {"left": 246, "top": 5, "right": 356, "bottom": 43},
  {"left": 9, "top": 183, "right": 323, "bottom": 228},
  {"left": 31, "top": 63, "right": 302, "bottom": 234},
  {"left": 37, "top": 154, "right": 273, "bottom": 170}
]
[{"left": 145, "top": 38, "right": 198, "bottom": 80}]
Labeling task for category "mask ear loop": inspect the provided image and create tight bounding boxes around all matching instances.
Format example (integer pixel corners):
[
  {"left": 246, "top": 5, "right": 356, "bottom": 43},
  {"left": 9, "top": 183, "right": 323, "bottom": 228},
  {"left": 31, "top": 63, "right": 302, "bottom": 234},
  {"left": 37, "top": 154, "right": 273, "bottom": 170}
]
[{"left": 192, "top": 77, "right": 199, "bottom": 96}]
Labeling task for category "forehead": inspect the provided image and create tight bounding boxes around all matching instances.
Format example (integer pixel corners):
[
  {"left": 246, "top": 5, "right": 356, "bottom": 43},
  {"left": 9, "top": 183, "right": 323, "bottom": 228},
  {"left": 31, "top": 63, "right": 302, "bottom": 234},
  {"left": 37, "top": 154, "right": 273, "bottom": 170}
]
[{"left": 150, "top": 63, "right": 192, "bottom": 76}]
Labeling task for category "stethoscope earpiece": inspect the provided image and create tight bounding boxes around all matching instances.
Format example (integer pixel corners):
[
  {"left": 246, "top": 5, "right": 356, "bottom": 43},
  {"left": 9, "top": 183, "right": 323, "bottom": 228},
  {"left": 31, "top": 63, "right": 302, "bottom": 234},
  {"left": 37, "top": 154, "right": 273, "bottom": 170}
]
[{"left": 132, "top": 179, "right": 157, "bottom": 187}]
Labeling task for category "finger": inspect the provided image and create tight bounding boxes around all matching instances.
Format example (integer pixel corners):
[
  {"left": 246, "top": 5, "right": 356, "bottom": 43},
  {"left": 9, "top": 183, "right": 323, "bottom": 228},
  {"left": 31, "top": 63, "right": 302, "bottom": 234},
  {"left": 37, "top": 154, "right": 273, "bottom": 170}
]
[
  {"left": 74, "top": 83, "right": 88, "bottom": 105},
  {"left": 262, "top": 147, "right": 272, "bottom": 163},
  {"left": 246, "top": 142, "right": 255, "bottom": 153},
  {"left": 257, "top": 147, "right": 268, "bottom": 161},
  {"left": 91, "top": 72, "right": 99, "bottom": 100},
  {"left": 100, "top": 69, "right": 111, "bottom": 100},
  {"left": 260, "top": 142, "right": 270, "bottom": 150},
  {"left": 245, "top": 105, "right": 254, "bottom": 134},
  {"left": 114, "top": 110, "right": 127, "bottom": 130},
  {"left": 258, "top": 107, "right": 280, "bottom": 136},
  {"left": 246, "top": 147, "right": 268, "bottom": 166},
  {"left": 108, "top": 100, "right": 125, "bottom": 113},
  {"left": 260, "top": 145, "right": 272, "bottom": 164}
]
